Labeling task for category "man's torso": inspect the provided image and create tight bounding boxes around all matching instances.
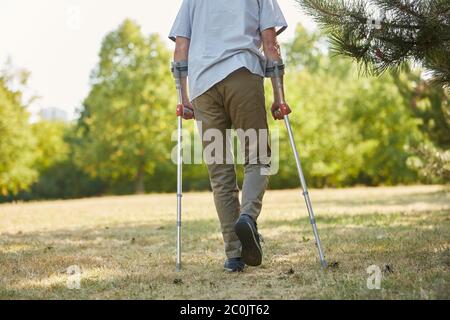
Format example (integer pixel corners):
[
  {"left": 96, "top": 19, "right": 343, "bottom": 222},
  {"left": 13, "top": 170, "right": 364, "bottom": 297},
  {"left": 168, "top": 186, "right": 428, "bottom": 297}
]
[{"left": 185, "top": 0, "right": 266, "bottom": 100}]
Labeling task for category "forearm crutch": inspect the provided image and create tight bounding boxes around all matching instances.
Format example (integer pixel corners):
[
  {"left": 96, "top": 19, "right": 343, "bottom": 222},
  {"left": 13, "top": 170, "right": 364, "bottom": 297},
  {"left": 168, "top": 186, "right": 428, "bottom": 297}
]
[
  {"left": 171, "top": 60, "right": 188, "bottom": 272},
  {"left": 172, "top": 60, "right": 193, "bottom": 272},
  {"left": 272, "top": 61, "right": 327, "bottom": 269},
  {"left": 175, "top": 74, "right": 183, "bottom": 272}
]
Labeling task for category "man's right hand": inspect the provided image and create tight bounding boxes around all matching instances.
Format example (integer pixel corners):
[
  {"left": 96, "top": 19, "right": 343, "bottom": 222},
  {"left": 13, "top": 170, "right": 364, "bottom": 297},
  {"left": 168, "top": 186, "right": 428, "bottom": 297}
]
[
  {"left": 177, "top": 103, "right": 195, "bottom": 120},
  {"left": 183, "top": 104, "right": 195, "bottom": 120}
]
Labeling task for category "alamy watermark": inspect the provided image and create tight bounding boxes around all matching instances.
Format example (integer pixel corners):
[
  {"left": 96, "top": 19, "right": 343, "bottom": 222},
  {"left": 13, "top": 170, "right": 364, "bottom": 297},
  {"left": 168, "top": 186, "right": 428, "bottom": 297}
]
[
  {"left": 171, "top": 120, "right": 280, "bottom": 175},
  {"left": 66, "top": 265, "right": 81, "bottom": 290},
  {"left": 66, "top": 4, "right": 82, "bottom": 31},
  {"left": 366, "top": 265, "right": 382, "bottom": 290}
]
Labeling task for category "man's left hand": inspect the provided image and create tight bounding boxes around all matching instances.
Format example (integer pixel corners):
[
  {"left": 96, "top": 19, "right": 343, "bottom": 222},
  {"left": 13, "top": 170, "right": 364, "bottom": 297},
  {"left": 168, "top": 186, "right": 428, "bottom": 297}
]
[{"left": 271, "top": 102, "right": 291, "bottom": 120}]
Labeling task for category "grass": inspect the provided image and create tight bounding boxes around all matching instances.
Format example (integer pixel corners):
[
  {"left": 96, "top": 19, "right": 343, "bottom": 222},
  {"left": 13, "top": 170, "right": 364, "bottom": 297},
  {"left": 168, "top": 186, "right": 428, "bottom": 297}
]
[{"left": 0, "top": 185, "right": 449, "bottom": 300}]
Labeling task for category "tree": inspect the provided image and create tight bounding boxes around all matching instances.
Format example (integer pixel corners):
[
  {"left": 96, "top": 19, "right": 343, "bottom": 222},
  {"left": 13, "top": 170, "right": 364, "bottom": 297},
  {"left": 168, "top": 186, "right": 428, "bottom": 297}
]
[
  {"left": 393, "top": 68, "right": 450, "bottom": 181},
  {"left": 297, "top": 0, "right": 450, "bottom": 86},
  {"left": 76, "top": 19, "right": 174, "bottom": 194},
  {"left": 393, "top": 69, "right": 449, "bottom": 149},
  {"left": 30, "top": 122, "right": 106, "bottom": 200},
  {"left": 0, "top": 66, "right": 37, "bottom": 195},
  {"left": 32, "top": 120, "right": 70, "bottom": 172}
]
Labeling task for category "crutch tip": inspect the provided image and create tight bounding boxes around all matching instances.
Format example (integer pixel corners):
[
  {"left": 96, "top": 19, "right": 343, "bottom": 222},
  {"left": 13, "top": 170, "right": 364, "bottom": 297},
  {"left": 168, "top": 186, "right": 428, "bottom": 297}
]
[
  {"left": 176, "top": 264, "right": 182, "bottom": 272},
  {"left": 320, "top": 260, "right": 328, "bottom": 269}
]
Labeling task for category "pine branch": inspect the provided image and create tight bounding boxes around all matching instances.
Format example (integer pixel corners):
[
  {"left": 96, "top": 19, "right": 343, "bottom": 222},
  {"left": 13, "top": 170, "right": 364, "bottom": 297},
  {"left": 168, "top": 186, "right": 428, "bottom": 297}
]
[
  {"left": 374, "top": 0, "right": 425, "bottom": 19},
  {"left": 296, "top": 0, "right": 450, "bottom": 87}
]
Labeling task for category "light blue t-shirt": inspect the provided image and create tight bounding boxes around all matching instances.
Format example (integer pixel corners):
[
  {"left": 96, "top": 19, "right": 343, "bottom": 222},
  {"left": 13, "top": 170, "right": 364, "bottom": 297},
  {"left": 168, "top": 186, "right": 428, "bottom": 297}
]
[{"left": 169, "top": 0, "right": 288, "bottom": 101}]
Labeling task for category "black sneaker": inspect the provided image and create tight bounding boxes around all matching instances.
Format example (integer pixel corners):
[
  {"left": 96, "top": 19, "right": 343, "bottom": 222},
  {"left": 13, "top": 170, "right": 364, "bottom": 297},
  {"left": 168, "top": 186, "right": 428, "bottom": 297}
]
[
  {"left": 235, "top": 214, "right": 262, "bottom": 266},
  {"left": 224, "top": 257, "right": 245, "bottom": 272}
]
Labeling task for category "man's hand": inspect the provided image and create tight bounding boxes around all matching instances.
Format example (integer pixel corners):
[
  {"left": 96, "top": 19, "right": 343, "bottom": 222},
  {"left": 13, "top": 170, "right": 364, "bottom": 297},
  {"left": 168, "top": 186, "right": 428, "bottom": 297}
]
[
  {"left": 177, "top": 103, "right": 195, "bottom": 120},
  {"left": 182, "top": 103, "right": 195, "bottom": 120},
  {"left": 271, "top": 102, "right": 291, "bottom": 120}
]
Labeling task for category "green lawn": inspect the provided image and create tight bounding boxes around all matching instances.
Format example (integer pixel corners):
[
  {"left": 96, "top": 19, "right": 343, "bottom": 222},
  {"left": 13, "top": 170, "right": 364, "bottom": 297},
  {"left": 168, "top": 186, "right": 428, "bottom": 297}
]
[{"left": 0, "top": 185, "right": 449, "bottom": 299}]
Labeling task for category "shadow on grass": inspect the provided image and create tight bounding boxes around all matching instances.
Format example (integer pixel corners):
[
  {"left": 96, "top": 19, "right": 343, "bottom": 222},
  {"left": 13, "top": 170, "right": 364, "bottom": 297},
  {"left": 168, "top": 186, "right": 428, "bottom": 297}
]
[{"left": 312, "top": 190, "right": 449, "bottom": 207}]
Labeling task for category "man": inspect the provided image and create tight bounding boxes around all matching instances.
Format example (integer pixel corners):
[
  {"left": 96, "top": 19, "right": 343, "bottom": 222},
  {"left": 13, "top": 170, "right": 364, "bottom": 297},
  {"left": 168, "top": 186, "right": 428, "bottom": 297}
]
[{"left": 169, "top": 0, "right": 291, "bottom": 272}]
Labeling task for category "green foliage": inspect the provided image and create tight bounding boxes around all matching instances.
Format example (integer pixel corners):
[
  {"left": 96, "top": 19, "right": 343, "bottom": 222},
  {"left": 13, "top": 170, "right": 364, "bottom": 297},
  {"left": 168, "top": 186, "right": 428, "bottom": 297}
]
[
  {"left": 392, "top": 68, "right": 450, "bottom": 181},
  {"left": 297, "top": 0, "right": 450, "bottom": 86},
  {"left": 29, "top": 160, "right": 105, "bottom": 200},
  {"left": 407, "top": 142, "right": 450, "bottom": 183},
  {"left": 32, "top": 121, "right": 70, "bottom": 171},
  {"left": 269, "top": 24, "right": 421, "bottom": 187},
  {"left": 31, "top": 121, "right": 106, "bottom": 199},
  {"left": 341, "top": 74, "right": 421, "bottom": 185},
  {"left": 0, "top": 72, "right": 37, "bottom": 195},
  {"left": 76, "top": 19, "right": 175, "bottom": 194},
  {"left": 0, "top": 121, "right": 105, "bottom": 202},
  {"left": 393, "top": 70, "right": 450, "bottom": 149}
]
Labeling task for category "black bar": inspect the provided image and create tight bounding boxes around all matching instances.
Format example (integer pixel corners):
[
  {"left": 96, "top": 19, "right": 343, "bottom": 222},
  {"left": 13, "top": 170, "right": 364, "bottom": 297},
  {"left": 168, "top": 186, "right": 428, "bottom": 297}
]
[{"left": 0, "top": 300, "right": 444, "bottom": 318}]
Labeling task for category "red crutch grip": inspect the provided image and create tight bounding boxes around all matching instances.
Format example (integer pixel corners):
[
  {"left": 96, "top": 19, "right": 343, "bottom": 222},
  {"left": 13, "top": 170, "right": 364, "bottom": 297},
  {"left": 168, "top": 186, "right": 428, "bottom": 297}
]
[
  {"left": 279, "top": 103, "right": 292, "bottom": 116},
  {"left": 176, "top": 104, "right": 183, "bottom": 117}
]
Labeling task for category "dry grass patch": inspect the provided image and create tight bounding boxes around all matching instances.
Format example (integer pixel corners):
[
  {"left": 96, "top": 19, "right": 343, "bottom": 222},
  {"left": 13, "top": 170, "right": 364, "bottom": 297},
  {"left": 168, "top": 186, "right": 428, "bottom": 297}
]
[{"left": 0, "top": 185, "right": 449, "bottom": 299}]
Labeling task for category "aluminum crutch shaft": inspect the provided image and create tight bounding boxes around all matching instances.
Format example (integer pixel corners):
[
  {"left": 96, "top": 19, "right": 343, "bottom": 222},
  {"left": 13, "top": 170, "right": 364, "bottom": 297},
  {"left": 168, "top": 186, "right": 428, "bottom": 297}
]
[
  {"left": 283, "top": 115, "right": 327, "bottom": 268},
  {"left": 175, "top": 77, "right": 183, "bottom": 272},
  {"left": 272, "top": 61, "right": 327, "bottom": 268}
]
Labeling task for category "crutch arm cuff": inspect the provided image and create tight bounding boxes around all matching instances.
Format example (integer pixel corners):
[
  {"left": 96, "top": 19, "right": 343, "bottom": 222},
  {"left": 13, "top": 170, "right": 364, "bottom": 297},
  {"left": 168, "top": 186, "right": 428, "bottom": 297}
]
[
  {"left": 171, "top": 60, "right": 188, "bottom": 79},
  {"left": 265, "top": 59, "right": 285, "bottom": 78}
]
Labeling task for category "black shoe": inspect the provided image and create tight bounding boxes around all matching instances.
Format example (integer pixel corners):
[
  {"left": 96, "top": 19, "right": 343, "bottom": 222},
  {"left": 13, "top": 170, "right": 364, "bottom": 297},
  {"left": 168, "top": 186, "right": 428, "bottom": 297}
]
[
  {"left": 224, "top": 257, "right": 245, "bottom": 272},
  {"left": 235, "top": 214, "right": 262, "bottom": 266}
]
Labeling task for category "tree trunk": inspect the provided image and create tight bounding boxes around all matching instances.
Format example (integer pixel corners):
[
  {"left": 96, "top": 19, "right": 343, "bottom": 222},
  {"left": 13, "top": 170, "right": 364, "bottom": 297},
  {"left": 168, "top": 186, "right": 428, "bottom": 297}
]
[{"left": 135, "top": 165, "right": 145, "bottom": 194}]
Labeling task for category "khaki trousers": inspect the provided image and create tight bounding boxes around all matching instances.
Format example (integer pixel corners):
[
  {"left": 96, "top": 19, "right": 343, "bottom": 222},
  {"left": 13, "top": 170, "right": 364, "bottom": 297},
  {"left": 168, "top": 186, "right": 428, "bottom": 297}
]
[{"left": 192, "top": 68, "right": 271, "bottom": 258}]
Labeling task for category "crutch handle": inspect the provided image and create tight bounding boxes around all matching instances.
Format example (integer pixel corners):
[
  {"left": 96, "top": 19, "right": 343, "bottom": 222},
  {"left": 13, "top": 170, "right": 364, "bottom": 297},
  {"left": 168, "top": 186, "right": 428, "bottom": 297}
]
[
  {"left": 176, "top": 104, "right": 195, "bottom": 119},
  {"left": 279, "top": 103, "right": 292, "bottom": 116},
  {"left": 271, "top": 102, "right": 291, "bottom": 120},
  {"left": 176, "top": 104, "right": 183, "bottom": 117}
]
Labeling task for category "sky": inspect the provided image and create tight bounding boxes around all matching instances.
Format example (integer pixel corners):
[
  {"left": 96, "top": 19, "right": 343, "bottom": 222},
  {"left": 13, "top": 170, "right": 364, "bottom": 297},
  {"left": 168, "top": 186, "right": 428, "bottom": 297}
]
[{"left": 0, "top": 0, "right": 316, "bottom": 119}]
